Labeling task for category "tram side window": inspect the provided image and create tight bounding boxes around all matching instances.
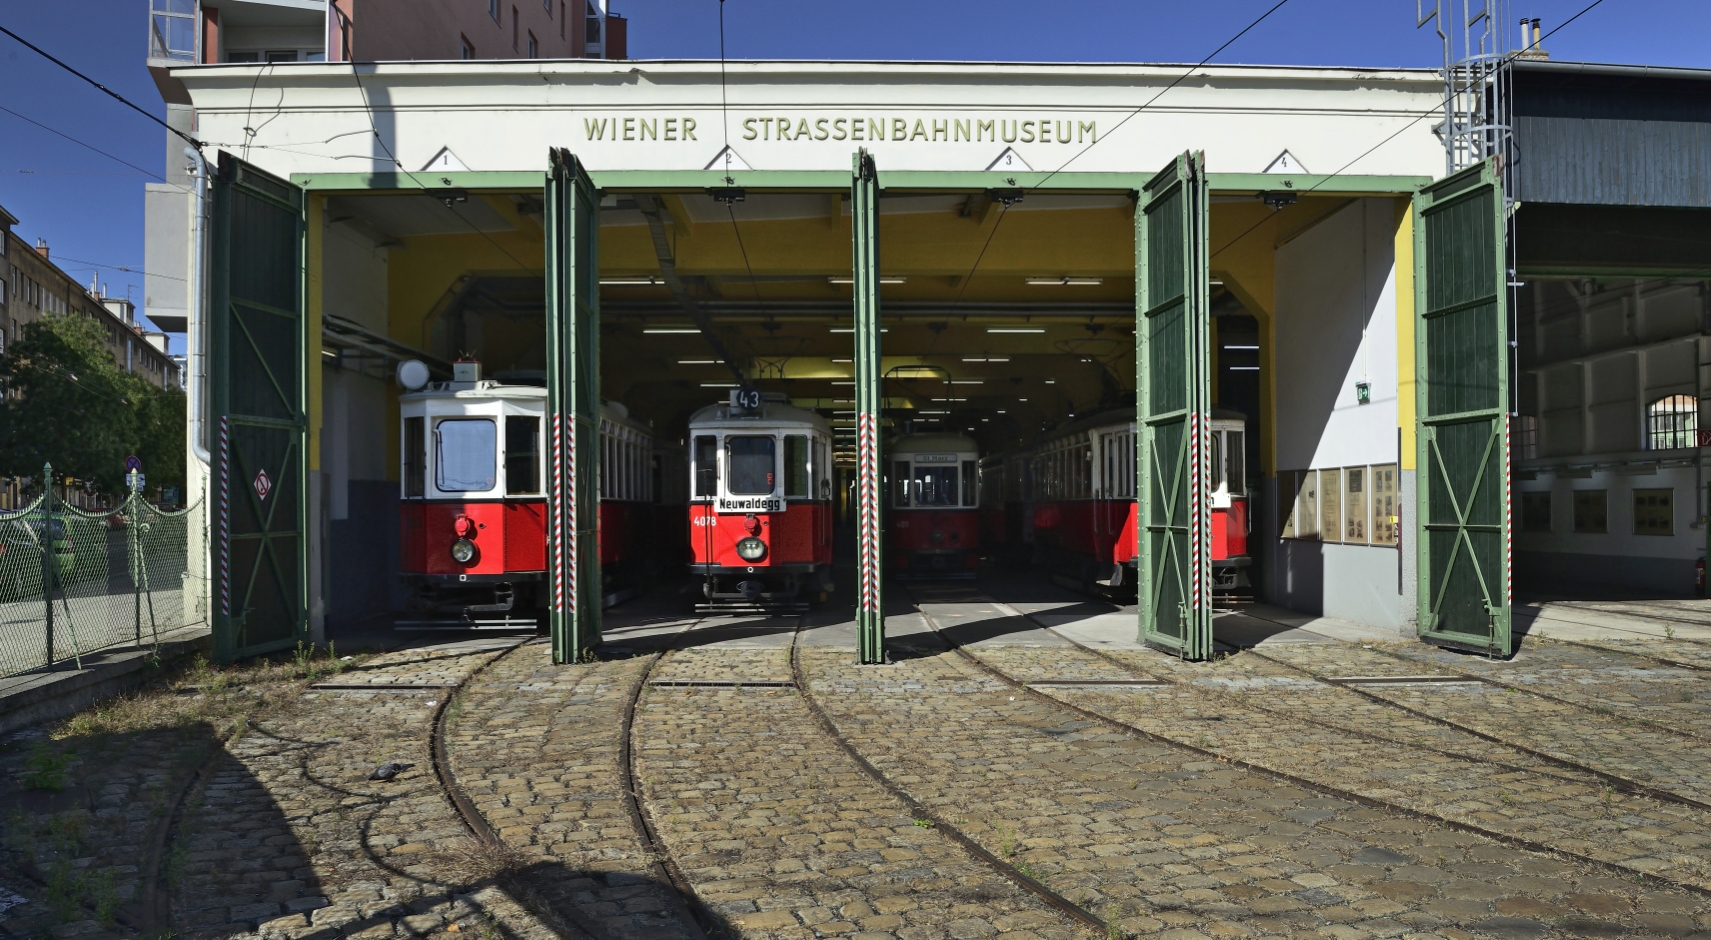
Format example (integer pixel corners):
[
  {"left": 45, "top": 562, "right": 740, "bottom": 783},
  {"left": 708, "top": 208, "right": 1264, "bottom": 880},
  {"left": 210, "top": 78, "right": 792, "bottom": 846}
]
[
  {"left": 404, "top": 417, "right": 425, "bottom": 498},
  {"left": 727, "top": 436, "right": 776, "bottom": 495},
  {"left": 1227, "top": 431, "right": 1244, "bottom": 494},
  {"left": 693, "top": 436, "right": 717, "bottom": 498},
  {"left": 1210, "top": 434, "right": 1224, "bottom": 491},
  {"left": 961, "top": 460, "right": 977, "bottom": 507},
  {"left": 894, "top": 461, "right": 911, "bottom": 507},
  {"left": 436, "top": 418, "right": 497, "bottom": 492},
  {"left": 506, "top": 416, "right": 541, "bottom": 495},
  {"left": 784, "top": 435, "right": 810, "bottom": 498}
]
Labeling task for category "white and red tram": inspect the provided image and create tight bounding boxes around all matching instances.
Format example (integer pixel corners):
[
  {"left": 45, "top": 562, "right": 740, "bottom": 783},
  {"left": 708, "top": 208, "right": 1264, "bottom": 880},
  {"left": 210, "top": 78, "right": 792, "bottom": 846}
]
[
  {"left": 889, "top": 432, "right": 981, "bottom": 577},
  {"left": 396, "top": 360, "right": 664, "bottom": 627},
  {"left": 688, "top": 392, "right": 835, "bottom": 612},
  {"left": 981, "top": 408, "right": 1251, "bottom": 592}
]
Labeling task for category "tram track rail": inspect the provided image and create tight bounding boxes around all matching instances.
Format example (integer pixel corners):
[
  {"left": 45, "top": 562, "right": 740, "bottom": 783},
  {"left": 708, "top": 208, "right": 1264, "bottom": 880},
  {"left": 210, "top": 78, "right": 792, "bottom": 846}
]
[
  {"left": 901, "top": 585, "right": 1711, "bottom": 897},
  {"left": 784, "top": 616, "right": 1107, "bottom": 934},
  {"left": 427, "top": 633, "right": 712, "bottom": 940}
]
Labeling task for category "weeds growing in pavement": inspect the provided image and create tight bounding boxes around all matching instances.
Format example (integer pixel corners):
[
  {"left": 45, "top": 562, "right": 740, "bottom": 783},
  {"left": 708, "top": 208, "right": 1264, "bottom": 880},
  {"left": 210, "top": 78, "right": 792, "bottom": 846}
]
[{"left": 22, "top": 746, "right": 71, "bottom": 791}]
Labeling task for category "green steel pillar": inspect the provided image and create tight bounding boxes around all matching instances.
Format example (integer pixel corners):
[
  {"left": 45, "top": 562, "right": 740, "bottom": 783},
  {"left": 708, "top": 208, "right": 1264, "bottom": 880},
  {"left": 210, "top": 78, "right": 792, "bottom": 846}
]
[
  {"left": 546, "top": 148, "right": 603, "bottom": 662},
  {"left": 852, "top": 150, "right": 885, "bottom": 664}
]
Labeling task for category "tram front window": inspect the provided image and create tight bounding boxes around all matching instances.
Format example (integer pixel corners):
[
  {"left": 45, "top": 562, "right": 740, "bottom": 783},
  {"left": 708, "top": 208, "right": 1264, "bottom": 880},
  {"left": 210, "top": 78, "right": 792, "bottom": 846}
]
[
  {"left": 1227, "top": 431, "right": 1245, "bottom": 494},
  {"left": 505, "top": 416, "right": 541, "bottom": 495},
  {"left": 911, "top": 465, "right": 958, "bottom": 507},
  {"left": 436, "top": 418, "right": 497, "bottom": 492},
  {"left": 404, "top": 417, "right": 424, "bottom": 498},
  {"left": 726, "top": 436, "right": 777, "bottom": 495}
]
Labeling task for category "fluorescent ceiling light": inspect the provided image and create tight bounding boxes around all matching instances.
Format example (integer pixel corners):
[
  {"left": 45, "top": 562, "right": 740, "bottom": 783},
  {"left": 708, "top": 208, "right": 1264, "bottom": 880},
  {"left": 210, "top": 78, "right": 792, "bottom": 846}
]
[
  {"left": 962, "top": 357, "right": 1009, "bottom": 362},
  {"left": 1018, "top": 398, "right": 1028, "bottom": 402},
  {"left": 950, "top": 380, "right": 984, "bottom": 385},
  {"left": 1222, "top": 345, "right": 1259, "bottom": 351},
  {"left": 987, "top": 328, "right": 1044, "bottom": 334},
  {"left": 677, "top": 359, "right": 716, "bottom": 364},
  {"left": 1045, "top": 380, "right": 1056, "bottom": 384},
  {"left": 829, "top": 328, "right": 888, "bottom": 333},
  {"left": 981, "top": 418, "right": 990, "bottom": 422},
  {"left": 700, "top": 382, "right": 737, "bottom": 387},
  {"left": 832, "top": 381, "right": 854, "bottom": 385},
  {"left": 832, "top": 358, "right": 852, "bottom": 363},
  {"left": 1025, "top": 277, "right": 1104, "bottom": 286},
  {"left": 931, "top": 398, "right": 966, "bottom": 402},
  {"left": 601, "top": 276, "right": 662, "bottom": 286},
  {"left": 827, "top": 277, "right": 906, "bottom": 285},
  {"left": 1228, "top": 366, "right": 1260, "bottom": 371},
  {"left": 919, "top": 410, "right": 949, "bottom": 414},
  {"left": 644, "top": 327, "right": 702, "bottom": 334}
]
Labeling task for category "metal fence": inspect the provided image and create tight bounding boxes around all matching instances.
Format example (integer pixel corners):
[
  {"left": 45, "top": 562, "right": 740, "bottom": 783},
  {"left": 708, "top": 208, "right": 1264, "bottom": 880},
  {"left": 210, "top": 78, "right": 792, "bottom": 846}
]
[{"left": 0, "top": 487, "right": 200, "bottom": 680}]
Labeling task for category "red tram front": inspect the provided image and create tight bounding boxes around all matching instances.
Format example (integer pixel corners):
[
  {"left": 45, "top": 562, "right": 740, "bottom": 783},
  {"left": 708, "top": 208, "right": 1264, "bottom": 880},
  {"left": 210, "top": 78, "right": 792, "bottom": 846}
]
[
  {"left": 688, "top": 393, "right": 835, "bottom": 612},
  {"left": 889, "top": 432, "right": 981, "bottom": 578},
  {"left": 396, "top": 361, "right": 662, "bottom": 627}
]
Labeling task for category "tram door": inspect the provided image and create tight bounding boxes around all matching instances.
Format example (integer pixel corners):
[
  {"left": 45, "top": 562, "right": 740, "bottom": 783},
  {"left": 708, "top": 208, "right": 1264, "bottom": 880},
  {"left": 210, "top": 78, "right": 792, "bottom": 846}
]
[
  {"left": 545, "top": 149, "right": 603, "bottom": 662},
  {"left": 1135, "top": 152, "right": 1214, "bottom": 661},
  {"left": 1414, "top": 160, "right": 1512, "bottom": 655}
]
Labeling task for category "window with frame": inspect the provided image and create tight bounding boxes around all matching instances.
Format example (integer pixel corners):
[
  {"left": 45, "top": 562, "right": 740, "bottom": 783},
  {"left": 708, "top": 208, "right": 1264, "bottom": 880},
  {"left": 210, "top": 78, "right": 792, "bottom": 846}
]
[
  {"left": 1572, "top": 490, "right": 1608, "bottom": 534},
  {"left": 1516, "top": 414, "right": 1539, "bottom": 460},
  {"left": 1646, "top": 395, "right": 1697, "bottom": 450},
  {"left": 1343, "top": 467, "right": 1368, "bottom": 542},
  {"left": 512, "top": 6, "right": 519, "bottom": 50},
  {"left": 505, "top": 416, "right": 541, "bottom": 495},
  {"left": 1634, "top": 488, "right": 1674, "bottom": 536},
  {"left": 784, "top": 435, "right": 809, "bottom": 498},
  {"left": 1520, "top": 491, "right": 1551, "bottom": 533},
  {"left": 460, "top": 35, "right": 475, "bottom": 58},
  {"left": 692, "top": 435, "right": 716, "bottom": 498},
  {"left": 404, "top": 418, "right": 425, "bottom": 497},
  {"left": 150, "top": 0, "right": 196, "bottom": 61},
  {"left": 435, "top": 418, "right": 496, "bottom": 492},
  {"left": 489, "top": 0, "right": 500, "bottom": 21},
  {"left": 1371, "top": 464, "right": 1398, "bottom": 544},
  {"left": 893, "top": 460, "right": 911, "bottom": 507},
  {"left": 527, "top": 31, "right": 538, "bottom": 57},
  {"left": 726, "top": 436, "right": 775, "bottom": 495},
  {"left": 1320, "top": 468, "right": 1342, "bottom": 543}
]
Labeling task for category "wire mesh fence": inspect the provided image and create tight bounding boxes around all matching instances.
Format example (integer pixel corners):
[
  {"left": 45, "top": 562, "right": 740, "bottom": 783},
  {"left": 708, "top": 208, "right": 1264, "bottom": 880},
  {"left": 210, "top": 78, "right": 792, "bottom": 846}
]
[{"left": 0, "top": 488, "right": 200, "bottom": 680}]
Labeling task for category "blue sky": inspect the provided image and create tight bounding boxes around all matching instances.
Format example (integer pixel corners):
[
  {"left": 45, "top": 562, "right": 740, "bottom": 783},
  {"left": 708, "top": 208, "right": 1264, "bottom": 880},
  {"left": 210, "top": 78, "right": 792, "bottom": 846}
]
[{"left": 1, "top": 0, "right": 1707, "bottom": 345}]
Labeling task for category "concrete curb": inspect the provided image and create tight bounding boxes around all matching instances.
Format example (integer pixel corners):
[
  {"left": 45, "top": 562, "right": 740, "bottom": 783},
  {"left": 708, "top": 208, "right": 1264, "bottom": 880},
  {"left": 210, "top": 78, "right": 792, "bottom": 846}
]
[{"left": 0, "top": 626, "right": 213, "bottom": 736}]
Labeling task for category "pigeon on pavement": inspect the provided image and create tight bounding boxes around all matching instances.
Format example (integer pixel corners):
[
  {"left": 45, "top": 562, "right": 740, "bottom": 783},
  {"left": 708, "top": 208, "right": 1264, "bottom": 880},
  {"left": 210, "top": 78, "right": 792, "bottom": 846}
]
[{"left": 368, "top": 762, "right": 408, "bottom": 781}]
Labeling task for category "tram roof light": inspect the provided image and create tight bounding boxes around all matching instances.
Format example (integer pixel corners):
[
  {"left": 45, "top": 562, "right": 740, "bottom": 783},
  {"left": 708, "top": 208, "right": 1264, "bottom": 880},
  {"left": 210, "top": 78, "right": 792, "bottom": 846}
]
[
  {"left": 1025, "top": 277, "right": 1103, "bottom": 286},
  {"left": 987, "top": 328, "right": 1044, "bottom": 334}
]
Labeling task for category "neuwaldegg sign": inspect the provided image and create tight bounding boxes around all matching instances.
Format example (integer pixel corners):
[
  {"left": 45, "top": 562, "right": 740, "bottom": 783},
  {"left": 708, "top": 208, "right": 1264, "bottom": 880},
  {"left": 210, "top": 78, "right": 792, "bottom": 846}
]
[{"left": 582, "top": 114, "right": 1100, "bottom": 145}]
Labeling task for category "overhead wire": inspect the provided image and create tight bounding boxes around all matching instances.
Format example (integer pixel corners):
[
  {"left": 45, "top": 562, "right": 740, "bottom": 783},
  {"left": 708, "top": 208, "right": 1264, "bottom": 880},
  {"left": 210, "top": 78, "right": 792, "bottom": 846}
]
[
  {"left": 946, "top": 0, "right": 1295, "bottom": 303},
  {"left": 0, "top": 104, "right": 185, "bottom": 191},
  {"left": 0, "top": 24, "right": 201, "bottom": 149}
]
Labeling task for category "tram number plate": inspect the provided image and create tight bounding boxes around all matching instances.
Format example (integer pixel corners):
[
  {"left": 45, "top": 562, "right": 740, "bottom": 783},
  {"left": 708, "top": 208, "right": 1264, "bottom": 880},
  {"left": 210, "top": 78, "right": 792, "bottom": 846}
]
[{"left": 717, "top": 497, "right": 784, "bottom": 513}]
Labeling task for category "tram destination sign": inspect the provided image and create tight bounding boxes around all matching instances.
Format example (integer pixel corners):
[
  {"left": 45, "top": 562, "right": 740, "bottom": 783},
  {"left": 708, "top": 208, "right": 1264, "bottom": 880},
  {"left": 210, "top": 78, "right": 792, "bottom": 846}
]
[
  {"left": 717, "top": 496, "right": 785, "bottom": 513},
  {"left": 914, "top": 454, "right": 958, "bottom": 464}
]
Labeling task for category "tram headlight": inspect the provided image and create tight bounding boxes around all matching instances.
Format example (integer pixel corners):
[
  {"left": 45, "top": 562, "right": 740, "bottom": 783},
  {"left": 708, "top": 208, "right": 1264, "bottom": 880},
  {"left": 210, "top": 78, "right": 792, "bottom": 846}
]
[
  {"left": 735, "top": 537, "right": 767, "bottom": 562},
  {"left": 450, "top": 538, "right": 477, "bottom": 564}
]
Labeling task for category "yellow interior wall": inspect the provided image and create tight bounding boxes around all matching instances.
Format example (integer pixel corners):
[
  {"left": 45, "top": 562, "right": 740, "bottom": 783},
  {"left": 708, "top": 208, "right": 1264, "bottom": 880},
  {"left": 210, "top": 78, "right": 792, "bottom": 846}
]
[
  {"left": 306, "top": 195, "right": 324, "bottom": 473},
  {"left": 1394, "top": 198, "right": 1416, "bottom": 471}
]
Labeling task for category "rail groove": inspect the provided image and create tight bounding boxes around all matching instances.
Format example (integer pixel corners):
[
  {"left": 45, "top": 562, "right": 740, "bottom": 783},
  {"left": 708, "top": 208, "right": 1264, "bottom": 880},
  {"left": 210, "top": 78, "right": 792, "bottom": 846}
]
[
  {"left": 785, "top": 620, "right": 1106, "bottom": 934},
  {"left": 905, "top": 590, "right": 1711, "bottom": 898}
]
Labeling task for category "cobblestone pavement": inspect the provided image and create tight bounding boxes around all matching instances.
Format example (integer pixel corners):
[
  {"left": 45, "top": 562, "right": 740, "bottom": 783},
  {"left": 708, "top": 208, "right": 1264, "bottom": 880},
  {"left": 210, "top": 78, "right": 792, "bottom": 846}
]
[
  {"left": 23, "top": 598, "right": 1711, "bottom": 940},
  {"left": 443, "top": 640, "right": 698, "bottom": 940},
  {"left": 633, "top": 644, "right": 1075, "bottom": 939}
]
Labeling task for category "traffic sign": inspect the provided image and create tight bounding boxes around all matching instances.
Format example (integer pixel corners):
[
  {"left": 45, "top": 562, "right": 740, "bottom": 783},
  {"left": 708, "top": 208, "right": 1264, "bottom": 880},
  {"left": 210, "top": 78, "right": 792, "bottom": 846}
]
[
  {"left": 125, "top": 455, "right": 142, "bottom": 472},
  {"left": 254, "top": 469, "right": 272, "bottom": 500}
]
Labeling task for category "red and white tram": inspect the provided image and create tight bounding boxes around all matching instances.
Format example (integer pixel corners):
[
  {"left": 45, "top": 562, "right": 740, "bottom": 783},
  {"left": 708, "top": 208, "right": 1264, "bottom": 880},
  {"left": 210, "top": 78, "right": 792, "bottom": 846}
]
[
  {"left": 889, "top": 432, "right": 981, "bottom": 577},
  {"left": 397, "top": 360, "right": 662, "bottom": 627},
  {"left": 982, "top": 408, "right": 1251, "bottom": 593},
  {"left": 688, "top": 392, "right": 835, "bottom": 612}
]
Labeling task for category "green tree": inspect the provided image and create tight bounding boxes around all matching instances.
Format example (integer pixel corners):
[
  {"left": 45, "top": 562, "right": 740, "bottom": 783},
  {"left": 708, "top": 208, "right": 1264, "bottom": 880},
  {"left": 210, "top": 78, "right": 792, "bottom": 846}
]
[{"left": 0, "top": 313, "right": 183, "bottom": 496}]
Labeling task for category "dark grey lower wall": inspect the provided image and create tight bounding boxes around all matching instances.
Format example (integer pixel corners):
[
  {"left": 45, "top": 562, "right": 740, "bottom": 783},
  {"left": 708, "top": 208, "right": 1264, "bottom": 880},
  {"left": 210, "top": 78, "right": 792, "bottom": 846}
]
[
  {"left": 1516, "top": 550, "right": 1697, "bottom": 598},
  {"left": 328, "top": 480, "right": 399, "bottom": 627}
]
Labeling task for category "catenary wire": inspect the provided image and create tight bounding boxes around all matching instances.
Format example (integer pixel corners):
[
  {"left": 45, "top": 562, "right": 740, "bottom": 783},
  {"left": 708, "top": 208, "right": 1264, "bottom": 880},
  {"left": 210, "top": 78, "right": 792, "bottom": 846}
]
[
  {"left": 947, "top": 0, "right": 1292, "bottom": 302},
  {"left": 0, "top": 104, "right": 185, "bottom": 190},
  {"left": 0, "top": 24, "right": 201, "bottom": 149},
  {"left": 50, "top": 255, "right": 186, "bottom": 283},
  {"left": 344, "top": 61, "right": 543, "bottom": 278}
]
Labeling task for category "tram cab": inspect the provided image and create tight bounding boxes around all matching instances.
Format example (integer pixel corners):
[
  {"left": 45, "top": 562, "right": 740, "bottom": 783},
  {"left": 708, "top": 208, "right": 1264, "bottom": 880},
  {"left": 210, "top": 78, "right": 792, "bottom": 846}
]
[
  {"left": 1207, "top": 408, "right": 1251, "bottom": 589},
  {"left": 688, "top": 391, "right": 835, "bottom": 612},
  {"left": 889, "top": 432, "right": 981, "bottom": 577}
]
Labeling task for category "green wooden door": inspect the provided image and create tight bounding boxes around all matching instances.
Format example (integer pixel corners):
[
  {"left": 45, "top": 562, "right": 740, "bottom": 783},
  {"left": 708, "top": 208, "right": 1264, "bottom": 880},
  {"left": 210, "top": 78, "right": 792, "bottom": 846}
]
[
  {"left": 546, "top": 149, "right": 602, "bottom": 662},
  {"left": 1135, "top": 152, "right": 1213, "bottom": 661},
  {"left": 1415, "top": 160, "right": 1511, "bottom": 655},
  {"left": 851, "top": 149, "right": 885, "bottom": 663},
  {"left": 209, "top": 152, "right": 308, "bottom": 662}
]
